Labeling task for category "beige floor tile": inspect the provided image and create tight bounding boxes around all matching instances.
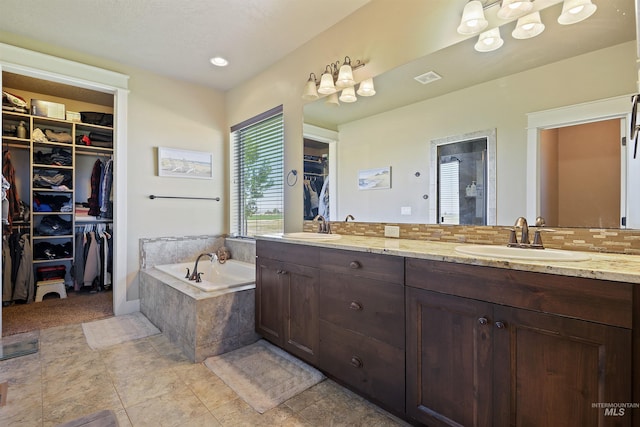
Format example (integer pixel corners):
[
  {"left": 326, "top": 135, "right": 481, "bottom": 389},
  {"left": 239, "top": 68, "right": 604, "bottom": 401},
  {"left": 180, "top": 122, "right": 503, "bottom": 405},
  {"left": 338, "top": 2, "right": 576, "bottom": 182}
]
[
  {"left": 0, "top": 351, "right": 41, "bottom": 385},
  {"left": 112, "top": 366, "right": 188, "bottom": 408},
  {"left": 42, "top": 384, "right": 123, "bottom": 427},
  {"left": 0, "top": 381, "right": 43, "bottom": 426},
  {"left": 125, "top": 389, "right": 216, "bottom": 427},
  {"left": 0, "top": 326, "right": 406, "bottom": 427}
]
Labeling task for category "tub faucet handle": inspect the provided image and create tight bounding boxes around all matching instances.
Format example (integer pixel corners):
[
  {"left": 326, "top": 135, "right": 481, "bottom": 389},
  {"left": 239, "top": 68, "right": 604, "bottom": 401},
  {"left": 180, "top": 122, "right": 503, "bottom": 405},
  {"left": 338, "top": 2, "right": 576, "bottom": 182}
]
[
  {"left": 185, "top": 268, "right": 191, "bottom": 279},
  {"left": 195, "top": 272, "right": 203, "bottom": 283}
]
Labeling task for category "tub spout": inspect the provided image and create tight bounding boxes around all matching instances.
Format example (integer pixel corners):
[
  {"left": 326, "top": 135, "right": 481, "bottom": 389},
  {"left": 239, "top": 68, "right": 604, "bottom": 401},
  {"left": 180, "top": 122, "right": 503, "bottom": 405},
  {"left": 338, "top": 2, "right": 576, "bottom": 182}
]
[{"left": 189, "top": 253, "right": 216, "bottom": 281}]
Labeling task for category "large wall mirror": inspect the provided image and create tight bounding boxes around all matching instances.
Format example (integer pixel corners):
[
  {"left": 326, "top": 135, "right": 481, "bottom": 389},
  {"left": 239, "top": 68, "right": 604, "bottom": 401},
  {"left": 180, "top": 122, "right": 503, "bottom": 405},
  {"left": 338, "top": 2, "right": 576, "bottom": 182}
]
[{"left": 303, "top": 0, "right": 638, "bottom": 228}]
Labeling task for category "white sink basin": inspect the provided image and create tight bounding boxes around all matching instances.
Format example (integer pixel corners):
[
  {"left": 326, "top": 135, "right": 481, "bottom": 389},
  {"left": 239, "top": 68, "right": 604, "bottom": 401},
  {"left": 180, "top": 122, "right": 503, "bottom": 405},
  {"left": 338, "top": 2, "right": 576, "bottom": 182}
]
[
  {"left": 454, "top": 245, "right": 590, "bottom": 262},
  {"left": 283, "top": 232, "right": 342, "bottom": 241}
]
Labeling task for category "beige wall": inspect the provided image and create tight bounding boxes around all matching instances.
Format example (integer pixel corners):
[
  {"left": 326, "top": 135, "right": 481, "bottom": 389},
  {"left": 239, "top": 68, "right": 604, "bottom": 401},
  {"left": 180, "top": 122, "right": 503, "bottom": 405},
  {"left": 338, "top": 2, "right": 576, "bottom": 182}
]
[
  {"left": 224, "top": 0, "right": 478, "bottom": 232},
  {"left": 0, "top": 0, "right": 636, "bottom": 301},
  {"left": 333, "top": 42, "right": 636, "bottom": 225},
  {"left": 0, "top": 31, "right": 227, "bottom": 301},
  {"left": 557, "top": 119, "right": 620, "bottom": 228},
  {"left": 540, "top": 129, "right": 559, "bottom": 226}
]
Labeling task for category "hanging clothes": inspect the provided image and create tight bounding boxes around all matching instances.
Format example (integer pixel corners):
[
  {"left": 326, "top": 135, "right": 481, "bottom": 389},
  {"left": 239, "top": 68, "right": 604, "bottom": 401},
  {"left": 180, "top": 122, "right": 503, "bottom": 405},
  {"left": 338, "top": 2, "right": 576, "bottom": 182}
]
[
  {"left": 83, "top": 231, "right": 101, "bottom": 289},
  {"left": 87, "top": 159, "right": 103, "bottom": 216},
  {"left": 2, "top": 237, "right": 12, "bottom": 303},
  {"left": 2, "top": 150, "right": 21, "bottom": 226},
  {"left": 12, "top": 235, "right": 34, "bottom": 303},
  {"left": 100, "top": 158, "right": 113, "bottom": 219},
  {"left": 318, "top": 176, "right": 330, "bottom": 220}
]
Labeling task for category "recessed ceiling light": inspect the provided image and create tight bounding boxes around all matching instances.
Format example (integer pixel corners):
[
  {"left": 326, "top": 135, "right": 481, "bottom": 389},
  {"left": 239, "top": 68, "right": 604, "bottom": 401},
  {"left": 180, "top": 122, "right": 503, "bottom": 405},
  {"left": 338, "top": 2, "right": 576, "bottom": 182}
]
[{"left": 210, "top": 57, "right": 228, "bottom": 67}]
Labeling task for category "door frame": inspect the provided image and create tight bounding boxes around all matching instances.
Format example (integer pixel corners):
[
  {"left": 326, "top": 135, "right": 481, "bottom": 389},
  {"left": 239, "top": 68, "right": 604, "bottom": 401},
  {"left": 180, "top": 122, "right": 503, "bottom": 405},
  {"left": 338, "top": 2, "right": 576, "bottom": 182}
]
[
  {"left": 0, "top": 43, "right": 135, "bottom": 333},
  {"left": 526, "top": 94, "right": 637, "bottom": 228}
]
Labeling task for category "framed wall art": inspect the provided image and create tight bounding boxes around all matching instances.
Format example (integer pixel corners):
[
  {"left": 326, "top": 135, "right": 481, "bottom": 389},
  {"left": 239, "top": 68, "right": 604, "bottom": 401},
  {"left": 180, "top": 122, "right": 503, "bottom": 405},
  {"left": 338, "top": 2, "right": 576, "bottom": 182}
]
[
  {"left": 358, "top": 166, "right": 391, "bottom": 190},
  {"left": 157, "top": 147, "right": 213, "bottom": 179}
]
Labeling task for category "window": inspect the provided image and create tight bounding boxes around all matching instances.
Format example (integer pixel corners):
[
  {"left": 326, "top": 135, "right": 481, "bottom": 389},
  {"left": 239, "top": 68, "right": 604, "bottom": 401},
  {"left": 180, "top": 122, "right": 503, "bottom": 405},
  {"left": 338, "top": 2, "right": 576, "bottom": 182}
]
[{"left": 230, "top": 105, "right": 284, "bottom": 237}]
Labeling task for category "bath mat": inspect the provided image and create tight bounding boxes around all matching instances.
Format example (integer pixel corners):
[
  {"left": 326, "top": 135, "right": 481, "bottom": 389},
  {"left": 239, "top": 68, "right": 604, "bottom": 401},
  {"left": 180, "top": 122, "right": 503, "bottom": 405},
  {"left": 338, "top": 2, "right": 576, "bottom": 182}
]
[
  {"left": 82, "top": 312, "right": 160, "bottom": 350},
  {"left": 204, "top": 339, "right": 325, "bottom": 413}
]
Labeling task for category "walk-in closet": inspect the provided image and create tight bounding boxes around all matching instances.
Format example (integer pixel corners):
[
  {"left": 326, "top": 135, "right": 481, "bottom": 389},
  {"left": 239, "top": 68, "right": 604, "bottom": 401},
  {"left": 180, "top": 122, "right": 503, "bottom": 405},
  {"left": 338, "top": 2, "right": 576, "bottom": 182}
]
[
  {"left": 1, "top": 72, "right": 115, "bottom": 336},
  {"left": 303, "top": 138, "right": 329, "bottom": 221}
]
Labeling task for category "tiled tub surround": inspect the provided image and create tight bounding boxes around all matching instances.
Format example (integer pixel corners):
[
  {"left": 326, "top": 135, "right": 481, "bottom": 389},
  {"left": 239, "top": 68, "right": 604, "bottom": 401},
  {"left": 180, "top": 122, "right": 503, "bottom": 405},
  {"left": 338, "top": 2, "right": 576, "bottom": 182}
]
[
  {"left": 304, "top": 221, "right": 640, "bottom": 255},
  {"left": 139, "top": 235, "right": 259, "bottom": 362}
]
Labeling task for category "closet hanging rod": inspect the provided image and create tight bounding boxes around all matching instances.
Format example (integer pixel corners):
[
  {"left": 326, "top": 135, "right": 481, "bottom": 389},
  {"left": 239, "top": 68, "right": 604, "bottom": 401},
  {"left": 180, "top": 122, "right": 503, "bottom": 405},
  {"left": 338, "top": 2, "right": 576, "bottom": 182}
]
[
  {"left": 149, "top": 195, "right": 221, "bottom": 201},
  {"left": 76, "top": 150, "right": 113, "bottom": 157}
]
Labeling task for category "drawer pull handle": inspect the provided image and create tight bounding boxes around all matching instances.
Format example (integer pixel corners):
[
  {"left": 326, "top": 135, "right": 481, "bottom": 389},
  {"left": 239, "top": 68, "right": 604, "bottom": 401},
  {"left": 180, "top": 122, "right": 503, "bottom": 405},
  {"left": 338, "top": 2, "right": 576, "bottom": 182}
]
[
  {"left": 350, "top": 356, "right": 363, "bottom": 368},
  {"left": 276, "top": 269, "right": 288, "bottom": 275},
  {"left": 349, "top": 261, "right": 361, "bottom": 269},
  {"left": 478, "top": 317, "right": 488, "bottom": 325},
  {"left": 349, "top": 301, "right": 363, "bottom": 311},
  {"left": 495, "top": 321, "right": 506, "bottom": 329}
]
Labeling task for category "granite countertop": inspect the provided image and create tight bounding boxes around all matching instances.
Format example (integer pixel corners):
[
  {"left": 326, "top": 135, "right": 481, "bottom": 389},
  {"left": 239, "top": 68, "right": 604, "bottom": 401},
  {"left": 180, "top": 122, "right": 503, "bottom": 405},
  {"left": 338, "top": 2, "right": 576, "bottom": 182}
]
[{"left": 257, "top": 233, "right": 640, "bottom": 284}]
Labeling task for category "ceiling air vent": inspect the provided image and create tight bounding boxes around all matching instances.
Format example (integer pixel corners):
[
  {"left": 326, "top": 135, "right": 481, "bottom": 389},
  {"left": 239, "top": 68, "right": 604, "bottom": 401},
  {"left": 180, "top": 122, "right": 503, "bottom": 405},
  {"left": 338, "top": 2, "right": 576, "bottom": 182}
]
[{"left": 414, "top": 71, "right": 442, "bottom": 85}]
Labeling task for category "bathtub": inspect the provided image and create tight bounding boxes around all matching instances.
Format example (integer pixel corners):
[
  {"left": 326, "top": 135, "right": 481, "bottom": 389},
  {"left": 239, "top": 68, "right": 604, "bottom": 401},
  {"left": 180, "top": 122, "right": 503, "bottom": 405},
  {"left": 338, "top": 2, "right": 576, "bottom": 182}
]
[{"left": 155, "top": 259, "right": 255, "bottom": 292}]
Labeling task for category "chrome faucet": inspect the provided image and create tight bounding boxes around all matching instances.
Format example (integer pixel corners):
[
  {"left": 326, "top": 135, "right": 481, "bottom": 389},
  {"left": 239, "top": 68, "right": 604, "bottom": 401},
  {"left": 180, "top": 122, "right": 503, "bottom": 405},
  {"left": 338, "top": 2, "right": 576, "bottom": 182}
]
[
  {"left": 509, "top": 216, "right": 547, "bottom": 249},
  {"left": 188, "top": 252, "right": 217, "bottom": 282},
  {"left": 345, "top": 214, "right": 355, "bottom": 222},
  {"left": 514, "top": 216, "right": 529, "bottom": 246},
  {"left": 314, "top": 215, "right": 331, "bottom": 234}
]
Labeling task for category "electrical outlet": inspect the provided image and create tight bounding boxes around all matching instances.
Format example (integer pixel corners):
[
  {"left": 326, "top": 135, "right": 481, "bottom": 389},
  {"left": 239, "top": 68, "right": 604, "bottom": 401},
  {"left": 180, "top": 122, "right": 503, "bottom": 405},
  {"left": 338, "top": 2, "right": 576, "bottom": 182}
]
[{"left": 384, "top": 225, "right": 400, "bottom": 238}]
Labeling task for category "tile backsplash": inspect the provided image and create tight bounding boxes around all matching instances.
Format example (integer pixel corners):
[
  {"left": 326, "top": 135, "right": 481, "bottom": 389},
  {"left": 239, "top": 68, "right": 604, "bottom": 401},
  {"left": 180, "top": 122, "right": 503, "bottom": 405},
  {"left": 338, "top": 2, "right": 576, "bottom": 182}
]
[{"left": 304, "top": 222, "right": 640, "bottom": 255}]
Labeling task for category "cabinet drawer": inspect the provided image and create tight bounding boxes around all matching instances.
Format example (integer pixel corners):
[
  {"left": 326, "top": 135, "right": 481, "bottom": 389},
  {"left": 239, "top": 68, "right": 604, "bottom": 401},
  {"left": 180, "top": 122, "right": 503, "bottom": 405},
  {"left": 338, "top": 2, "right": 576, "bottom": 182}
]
[
  {"left": 258, "top": 240, "right": 404, "bottom": 283},
  {"left": 319, "top": 321, "right": 405, "bottom": 414},
  {"left": 405, "top": 258, "right": 633, "bottom": 328},
  {"left": 319, "top": 272, "right": 404, "bottom": 349}
]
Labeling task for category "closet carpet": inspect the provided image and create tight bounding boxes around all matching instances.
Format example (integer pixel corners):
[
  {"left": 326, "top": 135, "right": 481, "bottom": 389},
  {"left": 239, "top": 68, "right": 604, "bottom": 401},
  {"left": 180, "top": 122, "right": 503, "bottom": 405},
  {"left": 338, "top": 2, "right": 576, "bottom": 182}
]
[{"left": 2, "top": 291, "right": 113, "bottom": 337}]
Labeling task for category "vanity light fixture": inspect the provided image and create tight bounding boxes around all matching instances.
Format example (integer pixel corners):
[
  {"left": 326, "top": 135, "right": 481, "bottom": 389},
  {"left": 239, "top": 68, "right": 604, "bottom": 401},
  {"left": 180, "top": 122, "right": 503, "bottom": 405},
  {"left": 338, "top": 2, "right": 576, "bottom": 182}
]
[
  {"left": 512, "top": 11, "right": 545, "bottom": 39},
  {"left": 557, "top": 0, "right": 597, "bottom": 25},
  {"left": 496, "top": 0, "right": 533, "bottom": 20},
  {"left": 303, "top": 56, "right": 374, "bottom": 106},
  {"left": 459, "top": 0, "right": 598, "bottom": 52},
  {"left": 457, "top": 1, "right": 489, "bottom": 35},
  {"left": 475, "top": 27, "right": 504, "bottom": 52}
]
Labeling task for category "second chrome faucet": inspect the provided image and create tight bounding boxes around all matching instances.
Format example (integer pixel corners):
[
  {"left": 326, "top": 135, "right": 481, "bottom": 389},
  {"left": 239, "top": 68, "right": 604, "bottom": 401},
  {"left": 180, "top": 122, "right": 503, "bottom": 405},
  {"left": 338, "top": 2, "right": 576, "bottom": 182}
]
[{"left": 509, "top": 216, "right": 546, "bottom": 248}]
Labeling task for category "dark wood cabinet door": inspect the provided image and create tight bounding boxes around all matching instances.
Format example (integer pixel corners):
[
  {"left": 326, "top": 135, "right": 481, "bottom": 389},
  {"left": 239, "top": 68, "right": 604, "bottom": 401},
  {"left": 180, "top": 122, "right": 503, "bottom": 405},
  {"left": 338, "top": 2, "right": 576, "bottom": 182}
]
[
  {"left": 255, "top": 257, "right": 284, "bottom": 346},
  {"left": 281, "top": 262, "right": 319, "bottom": 365},
  {"left": 493, "top": 306, "right": 633, "bottom": 427},
  {"left": 406, "top": 288, "right": 494, "bottom": 427}
]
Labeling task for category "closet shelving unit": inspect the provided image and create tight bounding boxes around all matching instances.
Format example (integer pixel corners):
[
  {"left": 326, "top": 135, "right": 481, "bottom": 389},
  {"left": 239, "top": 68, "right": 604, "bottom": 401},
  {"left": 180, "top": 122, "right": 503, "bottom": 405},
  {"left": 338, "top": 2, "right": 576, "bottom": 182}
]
[{"left": 2, "top": 107, "right": 113, "bottom": 285}]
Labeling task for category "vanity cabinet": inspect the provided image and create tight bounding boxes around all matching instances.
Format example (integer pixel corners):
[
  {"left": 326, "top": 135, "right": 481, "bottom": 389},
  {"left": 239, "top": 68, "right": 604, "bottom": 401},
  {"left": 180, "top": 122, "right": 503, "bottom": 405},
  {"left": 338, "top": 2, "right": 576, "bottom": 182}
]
[
  {"left": 255, "top": 240, "right": 405, "bottom": 413},
  {"left": 318, "top": 258, "right": 405, "bottom": 414},
  {"left": 405, "top": 258, "right": 633, "bottom": 427},
  {"left": 255, "top": 249, "right": 319, "bottom": 364}
]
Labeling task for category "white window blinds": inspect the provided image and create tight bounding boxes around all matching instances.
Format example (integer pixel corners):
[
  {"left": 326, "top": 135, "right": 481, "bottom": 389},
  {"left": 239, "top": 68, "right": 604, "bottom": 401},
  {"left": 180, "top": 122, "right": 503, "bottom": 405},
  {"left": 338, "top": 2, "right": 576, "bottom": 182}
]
[
  {"left": 230, "top": 105, "right": 284, "bottom": 237},
  {"left": 439, "top": 160, "right": 460, "bottom": 224}
]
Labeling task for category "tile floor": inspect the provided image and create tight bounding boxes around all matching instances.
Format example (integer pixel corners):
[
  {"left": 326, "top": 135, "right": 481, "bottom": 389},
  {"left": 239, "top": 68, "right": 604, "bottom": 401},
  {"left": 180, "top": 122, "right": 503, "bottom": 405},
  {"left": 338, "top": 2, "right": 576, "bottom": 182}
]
[{"left": 0, "top": 322, "right": 408, "bottom": 426}]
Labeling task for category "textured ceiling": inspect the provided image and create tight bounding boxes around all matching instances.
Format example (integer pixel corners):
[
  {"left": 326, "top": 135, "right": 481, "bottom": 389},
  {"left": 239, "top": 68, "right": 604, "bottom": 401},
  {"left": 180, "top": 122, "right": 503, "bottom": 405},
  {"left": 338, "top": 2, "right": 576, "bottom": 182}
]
[{"left": 0, "top": 0, "right": 370, "bottom": 91}]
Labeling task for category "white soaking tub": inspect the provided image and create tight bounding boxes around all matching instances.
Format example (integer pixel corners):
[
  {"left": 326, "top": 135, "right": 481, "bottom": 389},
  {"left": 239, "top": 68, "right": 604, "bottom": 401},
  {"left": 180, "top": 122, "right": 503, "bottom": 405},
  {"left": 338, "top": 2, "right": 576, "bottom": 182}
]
[{"left": 155, "top": 259, "right": 255, "bottom": 292}]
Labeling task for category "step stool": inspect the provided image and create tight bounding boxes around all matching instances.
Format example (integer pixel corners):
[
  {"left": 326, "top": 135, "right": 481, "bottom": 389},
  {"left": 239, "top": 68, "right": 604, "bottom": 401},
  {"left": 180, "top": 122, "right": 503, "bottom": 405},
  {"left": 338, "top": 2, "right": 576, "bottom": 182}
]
[{"left": 35, "top": 280, "right": 67, "bottom": 302}]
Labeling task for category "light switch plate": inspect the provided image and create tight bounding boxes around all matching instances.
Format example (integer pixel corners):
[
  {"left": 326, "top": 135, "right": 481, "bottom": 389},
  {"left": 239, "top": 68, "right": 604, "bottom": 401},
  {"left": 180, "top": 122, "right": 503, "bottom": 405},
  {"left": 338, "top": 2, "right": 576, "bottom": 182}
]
[
  {"left": 401, "top": 206, "right": 412, "bottom": 215},
  {"left": 384, "top": 225, "right": 400, "bottom": 238}
]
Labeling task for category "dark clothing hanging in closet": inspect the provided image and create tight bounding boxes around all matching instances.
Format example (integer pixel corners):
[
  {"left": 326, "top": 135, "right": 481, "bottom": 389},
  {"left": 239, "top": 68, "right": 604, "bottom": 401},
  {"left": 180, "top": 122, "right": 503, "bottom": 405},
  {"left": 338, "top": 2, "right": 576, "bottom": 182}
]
[
  {"left": 2, "top": 150, "right": 21, "bottom": 226},
  {"left": 87, "top": 159, "right": 103, "bottom": 216}
]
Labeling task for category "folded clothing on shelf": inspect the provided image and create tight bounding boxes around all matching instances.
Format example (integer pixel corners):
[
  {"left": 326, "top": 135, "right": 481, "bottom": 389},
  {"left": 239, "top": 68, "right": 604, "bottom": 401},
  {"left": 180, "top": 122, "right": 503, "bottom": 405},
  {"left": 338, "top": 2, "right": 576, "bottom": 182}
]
[
  {"left": 33, "top": 242, "right": 72, "bottom": 261},
  {"left": 36, "top": 215, "right": 72, "bottom": 236},
  {"left": 80, "top": 112, "right": 113, "bottom": 127},
  {"left": 33, "top": 168, "right": 72, "bottom": 189}
]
